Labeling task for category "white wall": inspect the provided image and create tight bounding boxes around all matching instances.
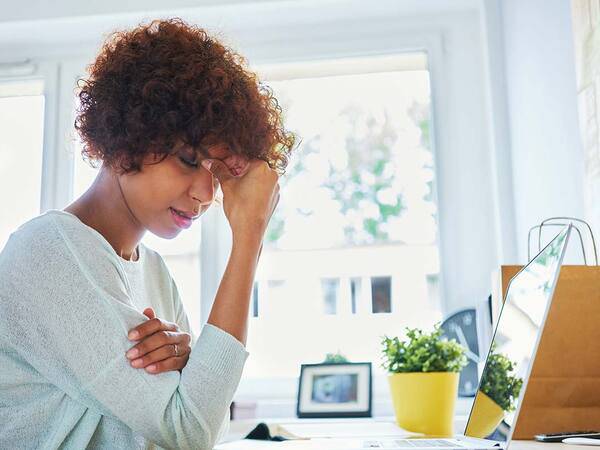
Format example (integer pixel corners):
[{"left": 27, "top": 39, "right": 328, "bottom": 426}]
[{"left": 493, "top": 0, "right": 586, "bottom": 264}]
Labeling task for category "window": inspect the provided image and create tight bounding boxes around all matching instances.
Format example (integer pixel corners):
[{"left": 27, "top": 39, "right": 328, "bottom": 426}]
[
  {"left": 0, "top": 80, "right": 45, "bottom": 251},
  {"left": 371, "top": 276, "right": 392, "bottom": 314},
  {"left": 350, "top": 277, "right": 362, "bottom": 314},
  {"left": 5, "top": 9, "right": 493, "bottom": 419},
  {"left": 245, "top": 53, "right": 444, "bottom": 379},
  {"left": 321, "top": 278, "right": 340, "bottom": 315}
]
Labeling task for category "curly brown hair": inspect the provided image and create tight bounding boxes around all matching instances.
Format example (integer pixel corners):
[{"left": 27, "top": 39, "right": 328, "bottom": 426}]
[{"left": 75, "top": 18, "right": 296, "bottom": 175}]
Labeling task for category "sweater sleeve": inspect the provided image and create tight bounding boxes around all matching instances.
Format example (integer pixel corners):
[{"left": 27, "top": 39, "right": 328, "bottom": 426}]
[
  {"left": 0, "top": 215, "right": 248, "bottom": 450},
  {"left": 170, "top": 276, "right": 231, "bottom": 444}
]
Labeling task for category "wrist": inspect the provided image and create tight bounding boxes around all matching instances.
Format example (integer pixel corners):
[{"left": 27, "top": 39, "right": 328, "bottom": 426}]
[
  {"left": 232, "top": 227, "right": 264, "bottom": 248},
  {"left": 231, "top": 233, "right": 263, "bottom": 256}
]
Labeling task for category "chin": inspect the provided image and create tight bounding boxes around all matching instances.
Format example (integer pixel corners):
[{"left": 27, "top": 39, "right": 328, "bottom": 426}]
[
  {"left": 164, "top": 230, "right": 182, "bottom": 239},
  {"left": 164, "top": 228, "right": 183, "bottom": 239},
  {"left": 147, "top": 224, "right": 182, "bottom": 240}
]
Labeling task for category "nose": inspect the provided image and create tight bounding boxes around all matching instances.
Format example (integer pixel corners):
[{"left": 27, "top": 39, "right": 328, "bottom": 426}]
[{"left": 189, "top": 169, "right": 215, "bottom": 207}]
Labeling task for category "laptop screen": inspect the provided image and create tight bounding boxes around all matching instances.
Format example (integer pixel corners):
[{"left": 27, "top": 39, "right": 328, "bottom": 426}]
[{"left": 464, "top": 225, "right": 571, "bottom": 441}]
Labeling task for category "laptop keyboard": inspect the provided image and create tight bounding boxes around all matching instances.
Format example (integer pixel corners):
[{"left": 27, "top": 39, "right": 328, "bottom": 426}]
[
  {"left": 362, "top": 439, "right": 457, "bottom": 448},
  {"left": 397, "top": 440, "right": 456, "bottom": 447}
]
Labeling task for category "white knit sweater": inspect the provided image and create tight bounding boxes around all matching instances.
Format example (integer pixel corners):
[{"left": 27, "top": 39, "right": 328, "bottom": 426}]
[{"left": 0, "top": 209, "right": 248, "bottom": 449}]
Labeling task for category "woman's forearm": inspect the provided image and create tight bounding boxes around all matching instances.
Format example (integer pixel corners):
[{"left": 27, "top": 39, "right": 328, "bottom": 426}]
[{"left": 206, "top": 236, "right": 262, "bottom": 346}]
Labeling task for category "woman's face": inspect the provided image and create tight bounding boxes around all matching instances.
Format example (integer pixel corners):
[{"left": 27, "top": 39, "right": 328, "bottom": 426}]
[{"left": 117, "top": 141, "right": 240, "bottom": 239}]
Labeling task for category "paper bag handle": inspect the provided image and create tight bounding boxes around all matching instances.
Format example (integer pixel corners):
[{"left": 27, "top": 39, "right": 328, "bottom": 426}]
[{"left": 527, "top": 217, "right": 598, "bottom": 265}]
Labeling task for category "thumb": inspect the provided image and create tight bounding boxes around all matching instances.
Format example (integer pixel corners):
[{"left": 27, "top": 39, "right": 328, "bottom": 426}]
[
  {"left": 143, "top": 307, "right": 156, "bottom": 319},
  {"left": 201, "top": 159, "right": 233, "bottom": 183}
]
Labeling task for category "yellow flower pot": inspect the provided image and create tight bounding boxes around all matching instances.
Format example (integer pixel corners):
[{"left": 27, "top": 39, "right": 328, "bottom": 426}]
[
  {"left": 464, "top": 391, "right": 505, "bottom": 438},
  {"left": 388, "top": 372, "right": 459, "bottom": 436}
]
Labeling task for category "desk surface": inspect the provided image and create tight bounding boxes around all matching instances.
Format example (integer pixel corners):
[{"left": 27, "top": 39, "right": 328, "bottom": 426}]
[
  {"left": 216, "top": 439, "right": 590, "bottom": 449},
  {"left": 223, "top": 418, "right": 591, "bottom": 450},
  {"left": 511, "top": 442, "right": 589, "bottom": 450},
  {"left": 223, "top": 419, "right": 591, "bottom": 450}
]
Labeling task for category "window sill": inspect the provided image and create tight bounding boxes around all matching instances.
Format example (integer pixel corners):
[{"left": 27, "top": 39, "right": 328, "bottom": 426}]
[
  {"left": 224, "top": 413, "right": 473, "bottom": 442},
  {"left": 231, "top": 395, "right": 474, "bottom": 424}
]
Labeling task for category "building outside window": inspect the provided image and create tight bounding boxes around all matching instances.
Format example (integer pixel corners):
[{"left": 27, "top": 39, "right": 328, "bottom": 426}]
[
  {"left": 371, "top": 276, "right": 392, "bottom": 314},
  {"left": 350, "top": 277, "right": 361, "bottom": 314},
  {"left": 321, "top": 278, "right": 340, "bottom": 315}
]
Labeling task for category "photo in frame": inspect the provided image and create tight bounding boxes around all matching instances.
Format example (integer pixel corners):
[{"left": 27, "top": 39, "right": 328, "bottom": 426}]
[{"left": 296, "top": 362, "right": 372, "bottom": 418}]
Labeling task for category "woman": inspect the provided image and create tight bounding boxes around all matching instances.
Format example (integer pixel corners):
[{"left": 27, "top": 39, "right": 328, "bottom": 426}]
[{"left": 0, "top": 18, "right": 295, "bottom": 449}]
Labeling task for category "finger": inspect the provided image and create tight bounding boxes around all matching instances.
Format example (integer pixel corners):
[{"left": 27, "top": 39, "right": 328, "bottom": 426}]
[
  {"left": 223, "top": 154, "right": 250, "bottom": 177},
  {"left": 127, "top": 330, "right": 191, "bottom": 359},
  {"left": 128, "top": 317, "right": 178, "bottom": 341},
  {"left": 144, "top": 355, "right": 188, "bottom": 374},
  {"left": 130, "top": 343, "right": 189, "bottom": 370},
  {"left": 142, "top": 307, "right": 156, "bottom": 320},
  {"left": 201, "top": 159, "right": 234, "bottom": 183}
]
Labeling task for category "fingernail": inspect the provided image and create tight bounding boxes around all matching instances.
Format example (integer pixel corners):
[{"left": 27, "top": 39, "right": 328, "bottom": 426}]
[
  {"left": 128, "top": 331, "right": 139, "bottom": 340},
  {"left": 131, "top": 359, "right": 142, "bottom": 367},
  {"left": 147, "top": 364, "right": 156, "bottom": 371},
  {"left": 201, "top": 159, "right": 212, "bottom": 170},
  {"left": 126, "top": 348, "right": 139, "bottom": 358}
]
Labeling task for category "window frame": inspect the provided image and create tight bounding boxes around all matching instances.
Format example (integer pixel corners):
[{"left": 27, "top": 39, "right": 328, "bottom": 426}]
[
  {"left": 0, "top": 71, "right": 47, "bottom": 250},
  {"left": 211, "top": 10, "right": 498, "bottom": 415},
  {"left": 0, "top": 60, "right": 62, "bottom": 214},
  {"left": 14, "top": 4, "right": 501, "bottom": 417}
]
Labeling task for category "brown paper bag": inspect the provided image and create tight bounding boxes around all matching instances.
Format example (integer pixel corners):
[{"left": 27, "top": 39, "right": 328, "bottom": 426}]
[{"left": 496, "top": 266, "right": 600, "bottom": 439}]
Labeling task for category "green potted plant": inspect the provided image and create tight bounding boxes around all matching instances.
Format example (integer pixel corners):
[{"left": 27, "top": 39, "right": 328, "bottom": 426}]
[
  {"left": 465, "top": 345, "right": 523, "bottom": 438},
  {"left": 324, "top": 352, "right": 349, "bottom": 364},
  {"left": 381, "top": 324, "right": 467, "bottom": 436}
]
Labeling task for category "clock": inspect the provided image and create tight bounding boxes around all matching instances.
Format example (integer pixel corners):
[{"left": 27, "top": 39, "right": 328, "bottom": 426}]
[{"left": 441, "top": 308, "right": 480, "bottom": 397}]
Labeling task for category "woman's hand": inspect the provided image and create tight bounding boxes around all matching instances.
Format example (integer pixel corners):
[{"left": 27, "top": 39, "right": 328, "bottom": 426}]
[
  {"left": 125, "top": 307, "right": 192, "bottom": 374},
  {"left": 201, "top": 157, "right": 280, "bottom": 245}
]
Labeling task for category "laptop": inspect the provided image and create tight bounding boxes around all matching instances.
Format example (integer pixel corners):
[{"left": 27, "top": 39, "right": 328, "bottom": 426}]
[{"left": 296, "top": 224, "right": 572, "bottom": 450}]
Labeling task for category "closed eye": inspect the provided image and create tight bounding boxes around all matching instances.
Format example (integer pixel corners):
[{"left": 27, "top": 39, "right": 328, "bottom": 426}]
[{"left": 179, "top": 155, "right": 198, "bottom": 168}]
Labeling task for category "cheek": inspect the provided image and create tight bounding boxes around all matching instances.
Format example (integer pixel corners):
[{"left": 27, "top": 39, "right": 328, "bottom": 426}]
[{"left": 127, "top": 164, "right": 182, "bottom": 208}]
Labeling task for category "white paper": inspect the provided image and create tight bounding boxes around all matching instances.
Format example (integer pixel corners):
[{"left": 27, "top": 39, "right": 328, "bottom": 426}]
[
  {"left": 273, "top": 420, "right": 416, "bottom": 439},
  {"left": 214, "top": 440, "right": 285, "bottom": 450}
]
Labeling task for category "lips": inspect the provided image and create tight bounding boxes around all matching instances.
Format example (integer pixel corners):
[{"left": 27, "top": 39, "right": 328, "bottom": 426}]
[
  {"left": 170, "top": 207, "right": 191, "bottom": 219},
  {"left": 169, "top": 207, "right": 193, "bottom": 229}
]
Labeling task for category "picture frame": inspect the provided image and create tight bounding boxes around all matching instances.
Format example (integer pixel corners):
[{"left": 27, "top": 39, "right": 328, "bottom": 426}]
[{"left": 296, "top": 362, "right": 372, "bottom": 418}]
